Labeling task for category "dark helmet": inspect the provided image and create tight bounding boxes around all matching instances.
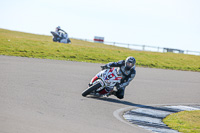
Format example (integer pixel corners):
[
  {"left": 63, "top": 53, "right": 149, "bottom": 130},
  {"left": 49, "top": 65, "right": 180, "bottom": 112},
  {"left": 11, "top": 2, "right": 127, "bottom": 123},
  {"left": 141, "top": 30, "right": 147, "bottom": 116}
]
[{"left": 125, "top": 56, "right": 136, "bottom": 70}]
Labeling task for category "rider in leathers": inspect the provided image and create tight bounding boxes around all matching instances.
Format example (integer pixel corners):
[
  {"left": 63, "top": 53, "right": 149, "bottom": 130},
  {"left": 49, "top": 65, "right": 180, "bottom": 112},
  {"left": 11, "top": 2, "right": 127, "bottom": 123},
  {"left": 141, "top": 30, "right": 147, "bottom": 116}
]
[
  {"left": 54, "top": 26, "right": 68, "bottom": 42},
  {"left": 101, "top": 56, "right": 136, "bottom": 99}
]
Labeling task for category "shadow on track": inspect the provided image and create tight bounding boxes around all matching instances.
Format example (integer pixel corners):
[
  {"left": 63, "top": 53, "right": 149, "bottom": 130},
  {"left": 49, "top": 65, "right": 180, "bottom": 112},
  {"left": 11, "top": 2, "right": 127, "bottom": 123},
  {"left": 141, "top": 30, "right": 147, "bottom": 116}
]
[{"left": 90, "top": 97, "right": 181, "bottom": 113}]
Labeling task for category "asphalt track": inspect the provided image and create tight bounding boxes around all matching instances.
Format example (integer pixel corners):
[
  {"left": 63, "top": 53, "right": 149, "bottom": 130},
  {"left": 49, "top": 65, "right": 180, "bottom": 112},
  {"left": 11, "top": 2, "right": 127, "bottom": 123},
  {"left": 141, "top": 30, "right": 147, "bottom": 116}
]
[{"left": 0, "top": 55, "right": 200, "bottom": 133}]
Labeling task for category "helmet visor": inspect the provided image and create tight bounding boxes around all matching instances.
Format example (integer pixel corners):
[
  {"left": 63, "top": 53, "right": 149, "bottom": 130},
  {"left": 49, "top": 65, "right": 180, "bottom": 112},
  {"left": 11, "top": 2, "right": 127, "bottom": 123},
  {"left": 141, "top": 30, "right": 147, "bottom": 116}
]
[{"left": 126, "top": 62, "right": 134, "bottom": 69}]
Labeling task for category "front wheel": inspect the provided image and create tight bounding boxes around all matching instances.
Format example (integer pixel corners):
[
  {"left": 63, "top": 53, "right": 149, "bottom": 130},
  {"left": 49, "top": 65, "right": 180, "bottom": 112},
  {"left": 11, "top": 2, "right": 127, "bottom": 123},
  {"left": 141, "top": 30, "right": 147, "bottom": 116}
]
[{"left": 82, "top": 82, "right": 102, "bottom": 97}]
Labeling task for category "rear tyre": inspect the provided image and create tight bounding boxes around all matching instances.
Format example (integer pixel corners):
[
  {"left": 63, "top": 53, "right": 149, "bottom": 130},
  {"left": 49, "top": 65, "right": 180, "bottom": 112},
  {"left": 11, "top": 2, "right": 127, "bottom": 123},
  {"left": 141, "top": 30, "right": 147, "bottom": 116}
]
[{"left": 82, "top": 82, "right": 102, "bottom": 97}]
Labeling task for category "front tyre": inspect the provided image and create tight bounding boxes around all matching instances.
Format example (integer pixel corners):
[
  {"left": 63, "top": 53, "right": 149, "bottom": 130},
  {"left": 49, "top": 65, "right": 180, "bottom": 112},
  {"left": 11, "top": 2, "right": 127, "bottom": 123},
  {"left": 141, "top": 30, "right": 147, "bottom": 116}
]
[{"left": 82, "top": 83, "right": 102, "bottom": 97}]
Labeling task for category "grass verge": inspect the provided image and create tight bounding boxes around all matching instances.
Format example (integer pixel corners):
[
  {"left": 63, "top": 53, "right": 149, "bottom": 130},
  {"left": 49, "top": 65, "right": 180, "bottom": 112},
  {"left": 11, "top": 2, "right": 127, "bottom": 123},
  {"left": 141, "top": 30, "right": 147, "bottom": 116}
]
[
  {"left": 0, "top": 28, "right": 200, "bottom": 71},
  {"left": 163, "top": 110, "right": 200, "bottom": 133}
]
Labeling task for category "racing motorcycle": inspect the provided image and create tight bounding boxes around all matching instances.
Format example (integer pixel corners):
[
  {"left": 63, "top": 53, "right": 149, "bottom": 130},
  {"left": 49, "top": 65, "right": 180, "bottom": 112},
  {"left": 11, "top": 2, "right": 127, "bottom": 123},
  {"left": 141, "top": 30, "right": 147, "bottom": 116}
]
[
  {"left": 50, "top": 31, "right": 71, "bottom": 43},
  {"left": 82, "top": 67, "right": 122, "bottom": 97}
]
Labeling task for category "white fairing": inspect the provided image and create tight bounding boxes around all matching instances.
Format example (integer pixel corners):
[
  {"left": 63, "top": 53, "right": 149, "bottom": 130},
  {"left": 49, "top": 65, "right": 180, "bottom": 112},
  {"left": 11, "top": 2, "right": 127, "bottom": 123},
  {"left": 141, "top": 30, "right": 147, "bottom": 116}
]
[
  {"left": 60, "top": 39, "right": 68, "bottom": 43},
  {"left": 60, "top": 33, "right": 69, "bottom": 43},
  {"left": 92, "top": 67, "right": 122, "bottom": 89}
]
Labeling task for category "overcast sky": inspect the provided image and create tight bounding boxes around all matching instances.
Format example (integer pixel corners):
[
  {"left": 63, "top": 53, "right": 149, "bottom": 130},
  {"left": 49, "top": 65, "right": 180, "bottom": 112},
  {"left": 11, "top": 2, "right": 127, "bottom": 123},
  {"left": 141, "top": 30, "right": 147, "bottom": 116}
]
[{"left": 1, "top": 0, "right": 200, "bottom": 52}]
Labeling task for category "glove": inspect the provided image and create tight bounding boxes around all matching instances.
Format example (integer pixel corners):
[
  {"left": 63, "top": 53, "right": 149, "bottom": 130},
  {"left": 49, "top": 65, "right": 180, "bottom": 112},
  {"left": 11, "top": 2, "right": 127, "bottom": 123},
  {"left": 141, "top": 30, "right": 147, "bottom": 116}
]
[
  {"left": 101, "top": 65, "right": 107, "bottom": 70},
  {"left": 101, "top": 65, "right": 109, "bottom": 70}
]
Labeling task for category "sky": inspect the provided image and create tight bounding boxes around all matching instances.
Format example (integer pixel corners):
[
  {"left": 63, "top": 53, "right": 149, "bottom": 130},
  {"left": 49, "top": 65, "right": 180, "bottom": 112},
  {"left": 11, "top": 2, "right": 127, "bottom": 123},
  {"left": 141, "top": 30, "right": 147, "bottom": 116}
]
[{"left": 1, "top": 0, "right": 200, "bottom": 52}]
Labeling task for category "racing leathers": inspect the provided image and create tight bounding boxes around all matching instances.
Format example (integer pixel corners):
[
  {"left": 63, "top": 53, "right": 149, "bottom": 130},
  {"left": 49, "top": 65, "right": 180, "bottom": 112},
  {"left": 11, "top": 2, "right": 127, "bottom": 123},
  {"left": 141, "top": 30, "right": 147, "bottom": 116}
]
[
  {"left": 56, "top": 29, "right": 67, "bottom": 39},
  {"left": 101, "top": 60, "right": 136, "bottom": 99}
]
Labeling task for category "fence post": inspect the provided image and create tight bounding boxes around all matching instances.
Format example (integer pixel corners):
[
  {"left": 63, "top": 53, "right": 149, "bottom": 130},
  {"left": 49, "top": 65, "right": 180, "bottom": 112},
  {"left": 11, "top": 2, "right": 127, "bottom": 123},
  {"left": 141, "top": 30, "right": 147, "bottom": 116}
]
[
  {"left": 143, "top": 45, "right": 145, "bottom": 51},
  {"left": 158, "top": 47, "right": 159, "bottom": 52}
]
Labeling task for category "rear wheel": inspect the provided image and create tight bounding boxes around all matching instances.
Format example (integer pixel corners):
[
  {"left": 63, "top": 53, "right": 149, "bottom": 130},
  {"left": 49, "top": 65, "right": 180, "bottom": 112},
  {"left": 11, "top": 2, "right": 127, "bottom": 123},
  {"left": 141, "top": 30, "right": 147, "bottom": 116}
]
[{"left": 82, "top": 82, "right": 102, "bottom": 97}]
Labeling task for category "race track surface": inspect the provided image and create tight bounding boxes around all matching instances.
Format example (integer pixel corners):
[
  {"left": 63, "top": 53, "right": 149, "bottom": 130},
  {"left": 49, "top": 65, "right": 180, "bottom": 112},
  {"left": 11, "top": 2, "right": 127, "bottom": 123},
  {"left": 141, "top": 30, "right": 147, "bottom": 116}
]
[{"left": 0, "top": 56, "right": 199, "bottom": 133}]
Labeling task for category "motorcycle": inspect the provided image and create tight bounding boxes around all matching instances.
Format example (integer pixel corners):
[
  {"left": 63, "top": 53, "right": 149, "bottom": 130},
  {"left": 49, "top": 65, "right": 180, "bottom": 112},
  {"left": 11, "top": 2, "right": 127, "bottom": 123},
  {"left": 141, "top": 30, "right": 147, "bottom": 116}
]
[
  {"left": 82, "top": 67, "right": 122, "bottom": 97},
  {"left": 50, "top": 31, "right": 71, "bottom": 43}
]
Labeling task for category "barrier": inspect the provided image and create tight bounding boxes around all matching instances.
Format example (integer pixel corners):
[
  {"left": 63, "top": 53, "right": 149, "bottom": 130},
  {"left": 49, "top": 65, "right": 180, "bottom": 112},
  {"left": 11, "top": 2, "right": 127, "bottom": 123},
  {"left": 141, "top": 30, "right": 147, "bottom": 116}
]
[
  {"left": 94, "top": 36, "right": 104, "bottom": 43},
  {"left": 71, "top": 37, "right": 200, "bottom": 56}
]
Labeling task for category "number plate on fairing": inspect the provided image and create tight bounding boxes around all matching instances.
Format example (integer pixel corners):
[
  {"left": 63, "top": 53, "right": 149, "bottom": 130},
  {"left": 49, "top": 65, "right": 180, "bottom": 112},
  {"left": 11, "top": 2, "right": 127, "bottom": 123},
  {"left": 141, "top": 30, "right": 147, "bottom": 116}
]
[{"left": 103, "top": 68, "right": 122, "bottom": 87}]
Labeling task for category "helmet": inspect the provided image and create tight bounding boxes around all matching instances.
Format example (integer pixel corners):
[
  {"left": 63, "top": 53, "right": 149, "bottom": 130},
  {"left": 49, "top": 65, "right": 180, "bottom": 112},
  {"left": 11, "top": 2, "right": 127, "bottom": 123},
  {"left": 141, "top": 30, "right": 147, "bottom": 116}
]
[
  {"left": 56, "top": 26, "right": 61, "bottom": 32},
  {"left": 125, "top": 56, "right": 136, "bottom": 70},
  {"left": 57, "top": 26, "right": 61, "bottom": 29}
]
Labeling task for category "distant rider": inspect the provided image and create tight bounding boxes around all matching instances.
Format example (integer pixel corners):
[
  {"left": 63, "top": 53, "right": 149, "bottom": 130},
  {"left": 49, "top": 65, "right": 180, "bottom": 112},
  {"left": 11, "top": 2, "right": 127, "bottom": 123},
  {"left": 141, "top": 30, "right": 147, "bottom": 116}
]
[
  {"left": 54, "top": 26, "right": 68, "bottom": 43},
  {"left": 101, "top": 56, "right": 136, "bottom": 99}
]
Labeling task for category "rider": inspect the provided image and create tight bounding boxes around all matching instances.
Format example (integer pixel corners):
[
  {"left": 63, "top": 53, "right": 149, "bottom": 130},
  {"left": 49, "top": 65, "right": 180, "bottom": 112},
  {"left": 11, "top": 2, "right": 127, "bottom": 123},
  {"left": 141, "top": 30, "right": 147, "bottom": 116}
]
[
  {"left": 55, "top": 26, "right": 68, "bottom": 42},
  {"left": 101, "top": 56, "right": 136, "bottom": 99}
]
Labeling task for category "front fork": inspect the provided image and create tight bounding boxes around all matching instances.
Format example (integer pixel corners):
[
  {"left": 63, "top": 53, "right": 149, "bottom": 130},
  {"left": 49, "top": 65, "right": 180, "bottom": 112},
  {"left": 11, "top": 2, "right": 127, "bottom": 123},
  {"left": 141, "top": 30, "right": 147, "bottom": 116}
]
[
  {"left": 89, "top": 76, "right": 115, "bottom": 96},
  {"left": 93, "top": 79, "right": 104, "bottom": 91}
]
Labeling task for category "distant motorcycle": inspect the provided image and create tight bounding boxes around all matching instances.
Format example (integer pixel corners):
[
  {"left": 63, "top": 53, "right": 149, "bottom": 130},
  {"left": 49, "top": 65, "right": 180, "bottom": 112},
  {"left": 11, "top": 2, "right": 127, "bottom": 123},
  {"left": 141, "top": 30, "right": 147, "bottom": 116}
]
[
  {"left": 50, "top": 31, "right": 71, "bottom": 43},
  {"left": 82, "top": 67, "right": 122, "bottom": 97}
]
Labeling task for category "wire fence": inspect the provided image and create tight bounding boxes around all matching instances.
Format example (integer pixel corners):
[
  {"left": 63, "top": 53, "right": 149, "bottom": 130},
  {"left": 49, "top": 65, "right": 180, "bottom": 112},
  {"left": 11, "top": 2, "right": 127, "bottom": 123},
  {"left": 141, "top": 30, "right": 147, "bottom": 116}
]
[{"left": 71, "top": 37, "right": 200, "bottom": 56}]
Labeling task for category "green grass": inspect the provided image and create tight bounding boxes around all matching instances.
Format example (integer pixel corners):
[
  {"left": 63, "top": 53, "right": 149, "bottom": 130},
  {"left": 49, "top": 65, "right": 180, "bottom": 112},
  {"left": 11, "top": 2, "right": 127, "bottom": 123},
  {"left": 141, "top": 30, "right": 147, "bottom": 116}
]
[
  {"left": 0, "top": 28, "right": 200, "bottom": 71},
  {"left": 1, "top": 28, "right": 200, "bottom": 133},
  {"left": 163, "top": 110, "right": 200, "bottom": 133}
]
